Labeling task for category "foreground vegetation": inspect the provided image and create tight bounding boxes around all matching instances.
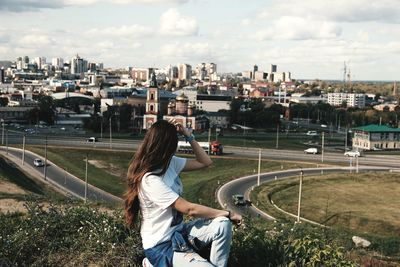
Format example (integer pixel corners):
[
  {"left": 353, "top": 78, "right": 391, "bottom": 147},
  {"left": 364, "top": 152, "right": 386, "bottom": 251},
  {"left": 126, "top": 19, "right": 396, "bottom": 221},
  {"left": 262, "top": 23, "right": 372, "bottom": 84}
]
[
  {"left": 1, "top": 148, "right": 399, "bottom": 266},
  {"left": 252, "top": 172, "right": 400, "bottom": 262},
  {"left": 0, "top": 202, "right": 357, "bottom": 267}
]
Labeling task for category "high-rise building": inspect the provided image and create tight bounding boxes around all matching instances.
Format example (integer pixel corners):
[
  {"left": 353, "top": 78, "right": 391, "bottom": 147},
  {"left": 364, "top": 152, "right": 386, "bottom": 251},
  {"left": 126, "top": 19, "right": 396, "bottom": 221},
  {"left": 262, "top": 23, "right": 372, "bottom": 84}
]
[
  {"left": 16, "top": 57, "right": 23, "bottom": 70},
  {"left": 52, "top": 57, "right": 64, "bottom": 69},
  {"left": 270, "top": 64, "right": 277, "bottom": 73},
  {"left": 0, "top": 68, "right": 4, "bottom": 84},
  {"left": 253, "top": 65, "right": 258, "bottom": 79},
  {"left": 70, "top": 54, "right": 88, "bottom": 74},
  {"left": 327, "top": 93, "right": 366, "bottom": 108},
  {"left": 194, "top": 63, "right": 217, "bottom": 81},
  {"left": 132, "top": 67, "right": 154, "bottom": 82},
  {"left": 254, "top": 71, "right": 267, "bottom": 81},
  {"left": 242, "top": 71, "right": 252, "bottom": 79},
  {"left": 178, "top": 63, "right": 192, "bottom": 83},
  {"left": 34, "top": 57, "right": 46, "bottom": 69},
  {"left": 206, "top": 63, "right": 217, "bottom": 81}
]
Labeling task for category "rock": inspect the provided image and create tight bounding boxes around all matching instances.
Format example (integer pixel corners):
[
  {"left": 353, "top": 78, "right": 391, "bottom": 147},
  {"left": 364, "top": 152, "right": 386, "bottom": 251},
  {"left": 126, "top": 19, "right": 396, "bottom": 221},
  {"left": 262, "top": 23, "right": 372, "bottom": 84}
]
[{"left": 352, "top": 236, "right": 371, "bottom": 248}]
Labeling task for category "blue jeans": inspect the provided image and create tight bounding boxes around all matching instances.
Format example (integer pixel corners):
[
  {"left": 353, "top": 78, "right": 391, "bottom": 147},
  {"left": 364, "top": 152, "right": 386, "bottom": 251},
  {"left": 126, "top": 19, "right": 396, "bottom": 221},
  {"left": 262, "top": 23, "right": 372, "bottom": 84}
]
[{"left": 173, "top": 216, "right": 232, "bottom": 267}]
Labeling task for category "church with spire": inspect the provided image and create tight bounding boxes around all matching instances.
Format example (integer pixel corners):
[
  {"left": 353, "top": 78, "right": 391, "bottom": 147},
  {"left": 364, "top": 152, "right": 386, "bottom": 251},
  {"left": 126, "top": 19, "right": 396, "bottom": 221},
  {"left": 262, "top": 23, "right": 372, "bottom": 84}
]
[{"left": 143, "top": 71, "right": 207, "bottom": 131}]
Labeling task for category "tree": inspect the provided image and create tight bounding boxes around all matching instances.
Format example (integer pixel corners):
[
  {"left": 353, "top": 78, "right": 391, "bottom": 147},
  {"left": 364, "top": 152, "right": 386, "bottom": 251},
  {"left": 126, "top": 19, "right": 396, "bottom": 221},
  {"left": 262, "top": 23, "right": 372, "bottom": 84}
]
[
  {"left": 38, "top": 95, "right": 55, "bottom": 124},
  {"left": 0, "top": 97, "right": 8, "bottom": 107}
]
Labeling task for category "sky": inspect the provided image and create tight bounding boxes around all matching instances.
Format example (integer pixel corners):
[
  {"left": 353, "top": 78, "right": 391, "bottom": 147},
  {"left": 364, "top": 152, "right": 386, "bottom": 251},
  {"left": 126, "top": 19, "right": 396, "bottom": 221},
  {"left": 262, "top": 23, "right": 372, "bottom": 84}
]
[{"left": 0, "top": 0, "right": 399, "bottom": 81}]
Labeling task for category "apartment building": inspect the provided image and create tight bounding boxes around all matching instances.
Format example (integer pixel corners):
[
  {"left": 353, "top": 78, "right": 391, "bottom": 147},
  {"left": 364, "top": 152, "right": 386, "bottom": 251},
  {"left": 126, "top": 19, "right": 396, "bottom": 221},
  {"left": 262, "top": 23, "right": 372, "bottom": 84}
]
[{"left": 327, "top": 93, "right": 366, "bottom": 108}]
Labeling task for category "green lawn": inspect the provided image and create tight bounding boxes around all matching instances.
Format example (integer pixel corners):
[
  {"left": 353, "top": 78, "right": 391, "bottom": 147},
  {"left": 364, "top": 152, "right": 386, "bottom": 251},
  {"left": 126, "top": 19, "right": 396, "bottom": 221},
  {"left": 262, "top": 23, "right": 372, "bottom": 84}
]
[{"left": 252, "top": 172, "right": 400, "bottom": 237}]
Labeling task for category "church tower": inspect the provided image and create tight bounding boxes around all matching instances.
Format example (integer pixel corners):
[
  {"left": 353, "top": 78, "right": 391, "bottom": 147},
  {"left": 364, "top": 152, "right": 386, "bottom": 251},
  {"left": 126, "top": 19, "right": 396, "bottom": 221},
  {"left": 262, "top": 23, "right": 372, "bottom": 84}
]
[{"left": 143, "top": 72, "right": 160, "bottom": 129}]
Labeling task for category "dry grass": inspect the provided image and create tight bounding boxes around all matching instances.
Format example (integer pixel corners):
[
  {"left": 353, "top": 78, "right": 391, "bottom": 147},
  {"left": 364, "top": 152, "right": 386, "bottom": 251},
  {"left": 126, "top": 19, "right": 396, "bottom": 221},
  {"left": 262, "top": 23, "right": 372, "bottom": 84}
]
[{"left": 257, "top": 172, "right": 400, "bottom": 236}]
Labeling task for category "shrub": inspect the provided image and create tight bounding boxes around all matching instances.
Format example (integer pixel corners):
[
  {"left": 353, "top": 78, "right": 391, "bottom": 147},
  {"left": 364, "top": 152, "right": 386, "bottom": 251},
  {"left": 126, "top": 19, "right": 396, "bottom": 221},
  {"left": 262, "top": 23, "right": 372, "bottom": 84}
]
[
  {"left": 0, "top": 202, "right": 356, "bottom": 266},
  {"left": 0, "top": 202, "right": 143, "bottom": 266}
]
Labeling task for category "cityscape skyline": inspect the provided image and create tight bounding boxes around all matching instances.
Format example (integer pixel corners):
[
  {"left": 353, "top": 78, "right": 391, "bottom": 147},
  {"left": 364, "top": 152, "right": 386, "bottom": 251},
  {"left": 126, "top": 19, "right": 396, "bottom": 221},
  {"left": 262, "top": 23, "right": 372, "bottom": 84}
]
[{"left": 1, "top": 0, "right": 400, "bottom": 81}]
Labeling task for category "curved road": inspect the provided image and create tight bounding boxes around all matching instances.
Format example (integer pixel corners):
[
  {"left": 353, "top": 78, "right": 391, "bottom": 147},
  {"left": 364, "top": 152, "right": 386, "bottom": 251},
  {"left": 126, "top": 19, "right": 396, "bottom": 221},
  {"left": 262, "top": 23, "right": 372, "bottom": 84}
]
[{"left": 217, "top": 166, "right": 394, "bottom": 221}]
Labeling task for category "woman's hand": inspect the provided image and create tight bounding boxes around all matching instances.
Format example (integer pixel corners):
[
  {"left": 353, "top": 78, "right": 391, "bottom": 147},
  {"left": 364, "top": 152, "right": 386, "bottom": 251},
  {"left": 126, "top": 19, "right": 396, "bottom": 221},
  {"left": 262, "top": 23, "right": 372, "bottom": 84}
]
[
  {"left": 168, "top": 118, "right": 191, "bottom": 137},
  {"left": 229, "top": 211, "right": 243, "bottom": 225}
]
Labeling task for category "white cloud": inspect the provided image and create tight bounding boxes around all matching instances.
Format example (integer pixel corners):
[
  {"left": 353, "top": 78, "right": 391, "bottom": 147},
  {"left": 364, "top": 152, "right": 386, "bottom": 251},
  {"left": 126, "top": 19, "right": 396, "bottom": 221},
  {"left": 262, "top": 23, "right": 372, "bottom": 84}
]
[
  {"left": 159, "top": 8, "right": 199, "bottom": 36},
  {"left": 85, "top": 25, "right": 152, "bottom": 38},
  {"left": 255, "top": 16, "right": 342, "bottom": 41},
  {"left": 18, "top": 34, "right": 55, "bottom": 47},
  {"left": 259, "top": 0, "right": 400, "bottom": 24},
  {"left": 240, "top": 19, "right": 251, "bottom": 26},
  {"left": 0, "top": 0, "right": 189, "bottom": 12},
  {"left": 160, "top": 42, "right": 210, "bottom": 59}
]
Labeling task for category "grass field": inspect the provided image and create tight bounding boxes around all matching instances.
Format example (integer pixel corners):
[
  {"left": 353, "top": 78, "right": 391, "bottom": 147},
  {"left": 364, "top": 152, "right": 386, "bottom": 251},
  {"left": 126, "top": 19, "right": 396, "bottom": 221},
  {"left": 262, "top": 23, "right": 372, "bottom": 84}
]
[
  {"left": 26, "top": 146, "right": 317, "bottom": 207},
  {"left": 252, "top": 172, "right": 400, "bottom": 237}
]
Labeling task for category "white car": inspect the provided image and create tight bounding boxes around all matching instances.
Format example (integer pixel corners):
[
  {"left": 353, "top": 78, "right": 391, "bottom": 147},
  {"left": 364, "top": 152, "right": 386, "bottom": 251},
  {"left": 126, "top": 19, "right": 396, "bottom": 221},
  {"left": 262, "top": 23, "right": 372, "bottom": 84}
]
[
  {"left": 306, "top": 131, "right": 318, "bottom": 136},
  {"left": 87, "top": 137, "right": 98, "bottom": 142},
  {"left": 33, "top": 158, "right": 45, "bottom": 167},
  {"left": 344, "top": 151, "right": 361, "bottom": 157},
  {"left": 304, "top": 148, "right": 318, "bottom": 154}
]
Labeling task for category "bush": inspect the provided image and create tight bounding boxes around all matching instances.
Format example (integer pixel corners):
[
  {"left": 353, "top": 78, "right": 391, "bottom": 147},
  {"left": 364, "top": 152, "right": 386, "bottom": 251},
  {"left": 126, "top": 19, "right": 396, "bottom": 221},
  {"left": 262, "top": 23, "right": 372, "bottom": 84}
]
[
  {"left": 0, "top": 202, "right": 356, "bottom": 266},
  {"left": 0, "top": 202, "right": 143, "bottom": 266}
]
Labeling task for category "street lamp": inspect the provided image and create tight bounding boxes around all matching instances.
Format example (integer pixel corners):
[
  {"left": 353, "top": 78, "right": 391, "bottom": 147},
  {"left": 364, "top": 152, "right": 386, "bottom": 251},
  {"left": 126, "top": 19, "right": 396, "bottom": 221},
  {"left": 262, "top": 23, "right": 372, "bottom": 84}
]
[
  {"left": 257, "top": 149, "right": 261, "bottom": 186},
  {"left": 297, "top": 169, "right": 304, "bottom": 223},
  {"left": 1, "top": 119, "right": 4, "bottom": 145},
  {"left": 22, "top": 134, "right": 26, "bottom": 165},
  {"left": 321, "top": 132, "right": 325, "bottom": 163},
  {"left": 44, "top": 136, "right": 48, "bottom": 180},
  {"left": 275, "top": 123, "right": 279, "bottom": 149},
  {"left": 85, "top": 152, "right": 88, "bottom": 203},
  {"left": 109, "top": 115, "right": 113, "bottom": 149}
]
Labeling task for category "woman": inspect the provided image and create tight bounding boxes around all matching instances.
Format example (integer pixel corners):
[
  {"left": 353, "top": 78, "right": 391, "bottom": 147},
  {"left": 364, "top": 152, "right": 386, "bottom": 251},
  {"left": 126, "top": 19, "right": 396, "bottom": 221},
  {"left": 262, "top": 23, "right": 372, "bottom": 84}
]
[{"left": 125, "top": 120, "right": 242, "bottom": 267}]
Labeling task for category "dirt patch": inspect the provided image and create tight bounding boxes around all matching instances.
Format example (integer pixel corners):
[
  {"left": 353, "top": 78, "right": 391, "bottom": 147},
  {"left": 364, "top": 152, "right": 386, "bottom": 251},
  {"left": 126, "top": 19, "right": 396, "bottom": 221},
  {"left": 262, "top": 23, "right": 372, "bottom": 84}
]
[
  {"left": 88, "top": 160, "right": 125, "bottom": 178},
  {"left": 0, "top": 198, "right": 27, "bottom": 213},
  {"left": 0, "top": 180, "right": 26, "bottom": 195}
]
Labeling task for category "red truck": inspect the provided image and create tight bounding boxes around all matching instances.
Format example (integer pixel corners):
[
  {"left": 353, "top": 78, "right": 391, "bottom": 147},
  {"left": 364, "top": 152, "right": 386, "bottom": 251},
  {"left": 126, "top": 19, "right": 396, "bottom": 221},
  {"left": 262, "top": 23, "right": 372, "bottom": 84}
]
[{"left": 210, "top": 141, "right": 223, "bottom": 155}]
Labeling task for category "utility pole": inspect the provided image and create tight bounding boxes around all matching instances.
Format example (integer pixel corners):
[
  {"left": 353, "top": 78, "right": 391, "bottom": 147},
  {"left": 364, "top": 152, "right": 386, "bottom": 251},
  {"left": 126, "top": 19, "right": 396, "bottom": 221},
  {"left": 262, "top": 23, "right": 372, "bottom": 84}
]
[
  {"left": 207, "top": 128, "right": 211, "bottom": 155},
  {"left": 276, "top": 124, "right": 279, "bottom": 149},
  {"left": 356, "top": 155, "right": 359, "bottom": 173},
  {"left": 85, "top": 152, "right": 88, "bottom": 203},
  {"left": 257, "top": 149, "right": 261, "bottom": 186},
  {"left": 321, "top": 132, "right": 325, "bottom": 163},
  {"left": 109, "top": 116, "right": 112, "bottom": 149},
  {"left": 22, "top": 134, "right": 26, "bottom": 165},
  {"left": 297, "top": 169, "right": 304, "bottom": 223},
  {"left": 100, "top": 117, "right": 103, "bottom": 140},
  {"left": 44, "top": 136, "right": 48, "bottom": 180},
  {"left": 1, "top": 121, "right": 4, "bottom": 145},
  {"left": 5, "top": 130, "right": 8, "bottom": 155}
]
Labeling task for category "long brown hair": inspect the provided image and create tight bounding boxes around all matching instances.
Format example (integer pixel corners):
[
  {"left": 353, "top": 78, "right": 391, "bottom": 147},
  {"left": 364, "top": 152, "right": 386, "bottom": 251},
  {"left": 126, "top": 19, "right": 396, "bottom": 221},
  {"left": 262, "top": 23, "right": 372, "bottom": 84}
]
[{"left": 124, "top": 120, "right": 178, "bottom": 227}]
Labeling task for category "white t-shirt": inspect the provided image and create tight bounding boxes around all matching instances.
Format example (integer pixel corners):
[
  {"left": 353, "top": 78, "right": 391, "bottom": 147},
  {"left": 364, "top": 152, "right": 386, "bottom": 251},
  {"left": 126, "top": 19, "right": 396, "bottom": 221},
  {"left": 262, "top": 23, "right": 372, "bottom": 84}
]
[{"left": 139, "top": 156, "right": 187, "bottom": 250}]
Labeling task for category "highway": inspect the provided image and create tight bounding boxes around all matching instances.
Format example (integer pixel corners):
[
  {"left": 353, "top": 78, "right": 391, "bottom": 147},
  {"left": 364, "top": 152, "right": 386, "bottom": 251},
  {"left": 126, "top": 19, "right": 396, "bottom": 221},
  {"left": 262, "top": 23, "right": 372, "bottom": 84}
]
[
  {"left": 2, "top": 131, "right": 399, "bottom": 220},
  {"left": 0, "top": 146, "right": 122, "bottom": 204}
]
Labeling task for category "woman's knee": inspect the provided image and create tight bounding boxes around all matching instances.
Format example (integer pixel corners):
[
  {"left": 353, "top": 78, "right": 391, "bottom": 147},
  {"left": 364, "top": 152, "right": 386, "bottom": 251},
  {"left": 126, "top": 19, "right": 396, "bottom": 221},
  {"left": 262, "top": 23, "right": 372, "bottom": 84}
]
[{"left": 214, "top": 217, "right": 232, "bottom": 238}]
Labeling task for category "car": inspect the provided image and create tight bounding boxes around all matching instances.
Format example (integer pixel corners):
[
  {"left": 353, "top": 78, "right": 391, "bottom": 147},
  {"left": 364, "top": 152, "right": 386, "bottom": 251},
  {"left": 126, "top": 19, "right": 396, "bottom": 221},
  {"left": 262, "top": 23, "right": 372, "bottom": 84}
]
[
  {"left": 320, "top": 124, "right": 328, "bottom": 128},
  {"left": 86, "top": 137, "right": 98, "bottom": 142},
  {"left": 304, "top": 148, "right": 318, "bottom": 154},
  {"left": 344, "top": 151, "right": 361, "bottom": 157},
  {"left": 33, "top": 158, "right": 45, "bottom": 167},
  {"left": 306, "top": 131, "right": 318, "bottom": 136},
  {"left": 232, "top": 194, "right": 246, "bottom": 206}
]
